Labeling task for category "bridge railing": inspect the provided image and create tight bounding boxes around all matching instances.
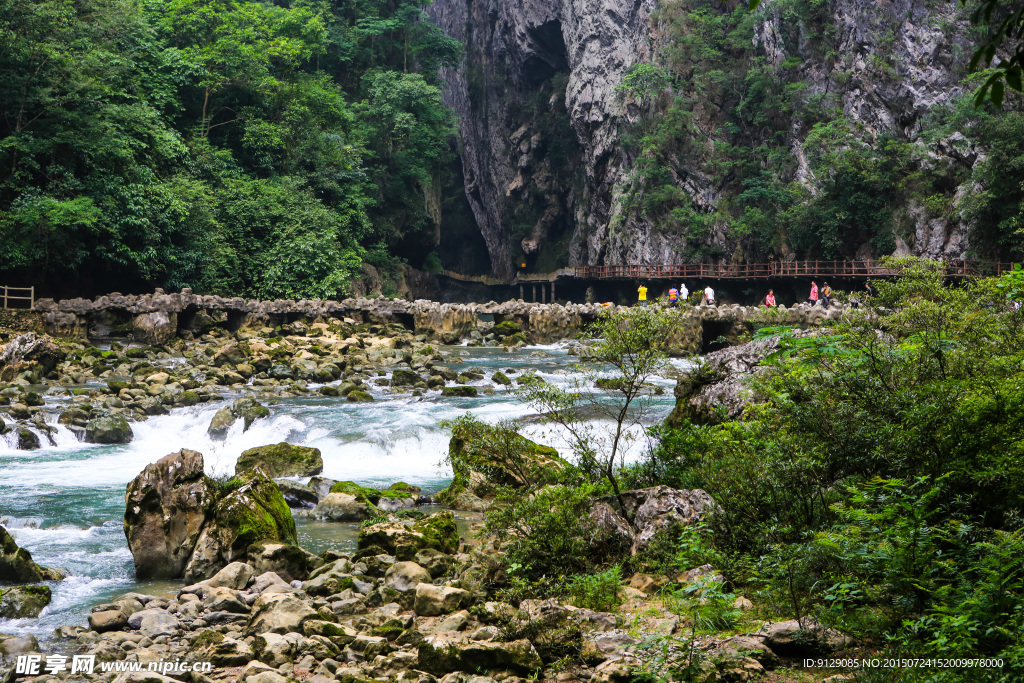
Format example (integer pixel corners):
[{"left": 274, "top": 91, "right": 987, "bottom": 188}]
[
  {"left": 572, "top": 260, "right": 1017, "bottom": 280},
  {"left": 1, "top": 285, "right": 34, "bottom": 309}
]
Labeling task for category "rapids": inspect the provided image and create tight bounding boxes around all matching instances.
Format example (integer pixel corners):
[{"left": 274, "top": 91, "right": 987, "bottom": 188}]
[{"left": 0, "top": 344, "right": 689, "bottom": 637}]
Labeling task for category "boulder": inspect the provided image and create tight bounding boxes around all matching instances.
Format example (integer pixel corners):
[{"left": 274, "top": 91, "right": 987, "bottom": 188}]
[
  {"left": 0, "top": 333, "right": 65, "bottom": 381},
  {"left": 307, "top": 476, "right": 338, "bottom": 499},
  {"left": 124, "top": 451, "right": 296, "bottom": 582},
  {"left": 437, "top": 422, "right": 563, "bottom": 505},
  {"left": 761, "top": 618, "right": 852, "bottom": 657},
  {"left": 384, "top": 561, "right": 432, "bottom": 592},
  {"left": 417, "top": 637, "right": 542, "bottom": 675},
  {"left": 391, "top": 369, "right": 423, "bottom": 387},
  {"left": 0, "top": 585, "right": 52, "bottom": 618},
  {"left": 0, "top": 525, "right": 63, "bottom": 583},
  {"left": 16, "top": 427, "right": 40, "bottom": 450},
  {"left": 213, "top": 342, "right": 249, "bottom": 367},
  {"left": 236, "top": 443, "right": 323, "bottom": 478},
  {"left": 183, "top": 468, "right": 297, "bottom": 582},
  {"left": 441, "top": 386, "right": 477, "bottom": 397},
  {"left": 312, "top": 493, "right": 373, "bottom": 521},
  {"left": 589, "top": 485, "right": 716, "bottom": 554},
  {"left": 85, "top": 413, "right": 134, "bottom": 444},
  {"left": 133, "top": 311, "right": 178, "bottom": 345},
  {"left": 247, "top": 592, "right": 318, "bottom": 635},
  {"left": 413, "top": 584, "right": 471, "bottom": 616},
  {"left": 719, "top": 635, "right": 781, "bottom": 669},
  {"left": 124, "top": 449, "right": 216, "bottom": 580},
  {"left": 207, "top": 406, "right": 236, "bottom": 439},
  {"left": 274, "top": 479, "right": 320, "bottom": 508},
  {"left": 358, "top": 511, "right": 459, "bottom": 556},
  {"left": 189, "top": 631, "right": 254, "bottom": 667},
  {"left": 246, "top": 541, "right": 322, "bottom": 583}
]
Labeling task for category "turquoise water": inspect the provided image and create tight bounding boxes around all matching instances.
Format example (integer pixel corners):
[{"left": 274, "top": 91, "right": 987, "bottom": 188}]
[{"left": 0, "top": 344, "right": 687, "bottom": 638}]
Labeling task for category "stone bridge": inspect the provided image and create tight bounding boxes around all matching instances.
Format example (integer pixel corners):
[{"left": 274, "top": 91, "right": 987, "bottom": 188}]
[{"left": 25, "top": 289, "right": 859, "bottom": 354}]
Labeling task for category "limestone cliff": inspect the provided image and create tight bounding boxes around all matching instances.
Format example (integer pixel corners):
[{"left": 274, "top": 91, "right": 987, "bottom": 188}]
[{"left": 428, "top": 0, "right": 1009, "bottom": 276}]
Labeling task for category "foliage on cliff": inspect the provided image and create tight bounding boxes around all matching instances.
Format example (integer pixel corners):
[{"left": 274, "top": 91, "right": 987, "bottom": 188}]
[
  {"left": 0, "top": 0, "right": 458, "bottom": 297},
  {"left": 619, "top": 0, "right": 1024, "bottom": 263}
]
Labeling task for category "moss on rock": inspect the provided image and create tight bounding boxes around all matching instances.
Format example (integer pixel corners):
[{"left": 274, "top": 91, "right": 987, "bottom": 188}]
[{"left": 236, "top": 442, "right": 323, "bottom": 478}]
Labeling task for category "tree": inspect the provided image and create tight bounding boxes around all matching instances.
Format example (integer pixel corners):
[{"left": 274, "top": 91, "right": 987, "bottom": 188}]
[{"left": 516, "top": 305, "right": 683, "bottom": 522}]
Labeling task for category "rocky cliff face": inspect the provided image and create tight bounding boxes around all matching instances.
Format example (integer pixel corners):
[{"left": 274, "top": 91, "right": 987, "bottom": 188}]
[{"left": 428, "top": 0, "right": 992, "bottom": 276}]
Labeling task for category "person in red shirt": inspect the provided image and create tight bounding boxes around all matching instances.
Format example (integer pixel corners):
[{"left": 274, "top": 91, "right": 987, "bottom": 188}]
[
  {"left": 807, "top": 281, "right": 819, "bottom": 305},
  {"left": 765, "top": 289, "right": 776, "bottom": 307}
]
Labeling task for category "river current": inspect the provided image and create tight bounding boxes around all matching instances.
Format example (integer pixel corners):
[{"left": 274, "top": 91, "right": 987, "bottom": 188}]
[{"left": 0, "top": 344, "right": 688, "bottom": 638}]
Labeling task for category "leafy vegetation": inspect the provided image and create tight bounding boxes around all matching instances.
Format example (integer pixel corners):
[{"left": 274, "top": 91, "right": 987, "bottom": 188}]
[
  {"left": 618, "top": 0, "right": 1024, "bottom": 262},
  {"left": 0, "top": 0, "right": 459, "bottom": 296}
]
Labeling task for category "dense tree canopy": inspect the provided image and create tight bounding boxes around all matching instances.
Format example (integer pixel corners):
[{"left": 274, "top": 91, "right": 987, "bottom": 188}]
[{"left": 0, "top": 0, "right": 459, "bottom": 297}]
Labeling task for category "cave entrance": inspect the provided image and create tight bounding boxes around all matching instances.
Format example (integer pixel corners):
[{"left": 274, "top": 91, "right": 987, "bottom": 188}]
[
  {"left": 523, "top": 20, "right": 568, "bottom": 87},
  {"left": 701, "top": 320, "right": 736, "bottom": 354}
]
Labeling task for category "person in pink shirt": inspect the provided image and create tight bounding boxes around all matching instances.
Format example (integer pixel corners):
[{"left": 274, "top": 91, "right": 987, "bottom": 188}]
[
  {"left": 807, "top": 281, "right": 819, "bottom": 305},
  {"left": 765, "top": 289, "right": 776, "bottom": 307}
]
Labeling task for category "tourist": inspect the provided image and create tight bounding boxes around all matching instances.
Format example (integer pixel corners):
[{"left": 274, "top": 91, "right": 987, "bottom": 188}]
[
  {"left": 864, "top": 282, "right": 873, "bottom": 299},
  {"left": 680, "top": 283, "right": 689, "bottom": 303},
  {"left": 765, "top": 289, "right": 776, "bottom": 307},
  {"left": 704, "top": 284, "right": 716, "bottom": 306},
  {"left": 807, "top": 281, "right": 819, "bottom": 306},
  {"left": 821, "top": 281, "right": 832, "bottom": 309},
  {"left": 637, "top": 283, "right": 648, "bottom": 306},
  {"left": 668, "top": 287, "right": 679, "bottom": 305}
]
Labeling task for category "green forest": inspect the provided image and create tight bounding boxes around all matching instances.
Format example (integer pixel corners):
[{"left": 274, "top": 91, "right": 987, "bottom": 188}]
[{"left": 0, "top": 0, "right": 458, "bottom": 297}]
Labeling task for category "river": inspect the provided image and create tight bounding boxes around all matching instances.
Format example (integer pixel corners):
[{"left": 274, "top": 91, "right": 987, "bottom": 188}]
[{"left": 0, "top": 343, "right": 688, "bottom": 638}]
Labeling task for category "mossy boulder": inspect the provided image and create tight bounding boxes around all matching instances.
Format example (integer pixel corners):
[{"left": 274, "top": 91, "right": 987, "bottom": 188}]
[
  {"left": 236, "top": 443, "right": 323, "bottom": 478},
  {"left": 417, "top": 638, "right": 542, "bottom": 676},
  {"left": 491, "top": 371, "right": 512, "bottom": 386},
  {"left": 207, "top": 406, "right": 236, "bottom": 439},
  {"left": 346, "top": 390, "right": 374, "bottom": 402},
  {"left": 329, "top": 481, "right": 382, "bottom": 505},
  {"left": 437, "top": 420, "right": 563, "bottom": 506},
  {"left": 491, "top": 320, "right": 523, "bottom": 337},
  {"left": 390, "top": 369, "right": 423, "bottom": 387},
  {"left": 0, "top": 526, "right": 62, "bottom": 583},
  {"left": 441, "top": 386, "right": 477, "bottom": 397},
  {"left": 0, "top": 585, "right": 52, "bottom": 619},
  {"left": 357, "top": 511, "right": 458, "bottom": 556},
  {"left": 84, "top": 413, "right": 134, "bottom": 444},
  {"left": 232, "top": 397, "right": 270, "bottom": 429}
]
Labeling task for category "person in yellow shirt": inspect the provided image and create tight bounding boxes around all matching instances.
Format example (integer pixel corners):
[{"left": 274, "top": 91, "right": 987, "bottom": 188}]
[{"left": 637, "top": 284, "right": 648, "bottom": 306}]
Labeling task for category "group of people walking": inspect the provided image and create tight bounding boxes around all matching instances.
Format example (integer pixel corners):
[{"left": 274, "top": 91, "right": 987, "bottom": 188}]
[
  {"left": 638, "top": 280, "right": 873, "bottom": 307},
  {"left": 642, "top": 283, "right": 716, "bottom": 306}
]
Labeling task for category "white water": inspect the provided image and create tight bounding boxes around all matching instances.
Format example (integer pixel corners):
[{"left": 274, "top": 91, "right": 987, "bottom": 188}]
[{"left": 0, "top": 345, "right": 688, "bottom": 637}]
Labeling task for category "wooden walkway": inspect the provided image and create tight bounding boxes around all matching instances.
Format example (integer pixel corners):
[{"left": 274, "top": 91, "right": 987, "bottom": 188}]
[
  {"left": 441, "top": 260, "right": 1016, "bottom": 286},
  {"left": 1, "top": 285, "right": 34, "bottom": 309}
]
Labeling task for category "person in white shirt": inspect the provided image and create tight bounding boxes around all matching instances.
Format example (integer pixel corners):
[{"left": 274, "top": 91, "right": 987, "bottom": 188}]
[
  {"left": 679, "top": 283, "right": 689, "bottom": 303},
  {"left": 704, "top": 285, "right": 715, "bottom": 306}
]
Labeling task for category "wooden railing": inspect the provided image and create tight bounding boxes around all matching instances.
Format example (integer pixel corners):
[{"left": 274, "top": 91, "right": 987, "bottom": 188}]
[
  {"left": 1, "top": 285, "right": 34, "bottom": 309},
  {"left": 572, "top": 260, "right": 1016, "bottom": 280}
]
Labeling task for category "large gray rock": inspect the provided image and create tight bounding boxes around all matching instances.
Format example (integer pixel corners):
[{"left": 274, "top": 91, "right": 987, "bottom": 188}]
[
  {"left": 0, "top": 525, "right": 62, "bottom": 583},
  {"left": 124, "top": 451, "right": 296, "bottom": 582},
  {"left": 132, "top": 311, "right": 177, "bottom": 345},
  {"left": 247, "top": 592, "right": 318, "bottom": 635},
  {"left": 124, "top": 449, "right": 216, "bottom": 579},
  {"left": 0, "top": 333, "right": 64, "bottom": 381},
  {"left": 0, "top": 585, "right": 52, "bottom": 618},
  {"left": 589, "top": 485, "right": 716, "bottom": 554},
  {"left": 85, "top": 413, "right": 134, "bottom": 444},
  {"left": 384, "top": 561, "right": 432, "bottom": 592},
  {"left": 312, "top": 493, "right": 371, "bottom": 521},
  {"left": 236, "top": 443, "right": 323, "bottom": 478},
  {"left": 274, "top": 479, "right": 320, "bottom": 509},
  {"left": 413, "top": 583, "right": 471, "bottom": 616},
  {"left": 761, "top": 618, "right": 852, "bottom": 657}
]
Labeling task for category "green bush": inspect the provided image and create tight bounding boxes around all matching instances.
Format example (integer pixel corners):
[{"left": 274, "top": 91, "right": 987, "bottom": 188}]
[{"left": 563, "top": 566, "right": 623, "bottom": 612}]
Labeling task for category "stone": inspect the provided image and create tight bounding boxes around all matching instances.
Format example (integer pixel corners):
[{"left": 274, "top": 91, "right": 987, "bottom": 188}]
[
  {"left": 233, "top": 397, "right": 270, "bottom": 429},
  {"left": 441, "top": 386, "right": 477, "bottom": 397},
  {"left": 236, "top": 443, "right": 323, "bottom": 478},
  {"left": 391, "top": 369, "right": 424, "bottom": 387},
  {"left": 0, "top": 526, "right": 62, "bottom": 583},
  {"left": 307, "top": 476, "right": 339, "bottom": 499},
  {"left": 85, "top": 413, "right": 134, "bottom": 444},
  {"left": 589, "top": 485, "right": 717, "bottom": 554},
  {"left": 719, "top": 635, "right": 781, "bottom": 669},
  {"left": 358, "top": 511, "right": 459, "bottom": 556},
  {"left": 417, "top": 637, "right": 543, "bottom": 676},
  {"left": 413, "top": 584, "right": 471, "bottom": 616},
  {"left": 183, "top": 468, "right": 297, "bottom": 582},
  {"left": 0, "top": 585, "right": 52, "bottom": 618},
  {"left": 247, "top": 593, "right": 318, "bottom": 635},
  {"left": 762, "top": 618, "right": 853, "bottom": 657},
  {"left": 132, "top": 312, "right": 178, "bottom": 345},
  {"left": 138, "top": 611, "right": 180, "bottom": 638},
  {"left": 313, "top": 493, "right": 372, "bottom": 521},
  {"left": 0, "top": 333, "right": 65, "bottom": 381},
  {"left": 16, "top": 427, "right": 40, "bottom": 450},
  {"left": 384, "top": 561, "right": 432, "bottom": 592},
  {"left": 247, "top": 541, "right": 322, "bottom": 583},
  {"left": 89, "top": 609, "right": 128, "bottom": 632},
  {"left": 274, "top": 479, "right": 320, "bottom": 508},
  {"left": 346, "top": 389, "right": 374, "bottom": 402},
  {"left": 207, "top": 406, "right": 236, "bottom": 439},
  {"left": 206, "top": 561, "right": 257, "bottom": 590},
  {"left": 124, "top": 449, "right": 216, "bottom": 580},
  {"left": 213, "top": 341, "right": 248, "bottom": 367},
  {"left": 189, "top": 631, "right": 254, "bottom": 667}
]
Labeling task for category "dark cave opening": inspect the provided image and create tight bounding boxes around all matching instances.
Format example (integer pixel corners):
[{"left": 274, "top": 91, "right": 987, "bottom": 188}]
[{"left": 523, "top": 20, "right": 568, "bottom": 87}]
